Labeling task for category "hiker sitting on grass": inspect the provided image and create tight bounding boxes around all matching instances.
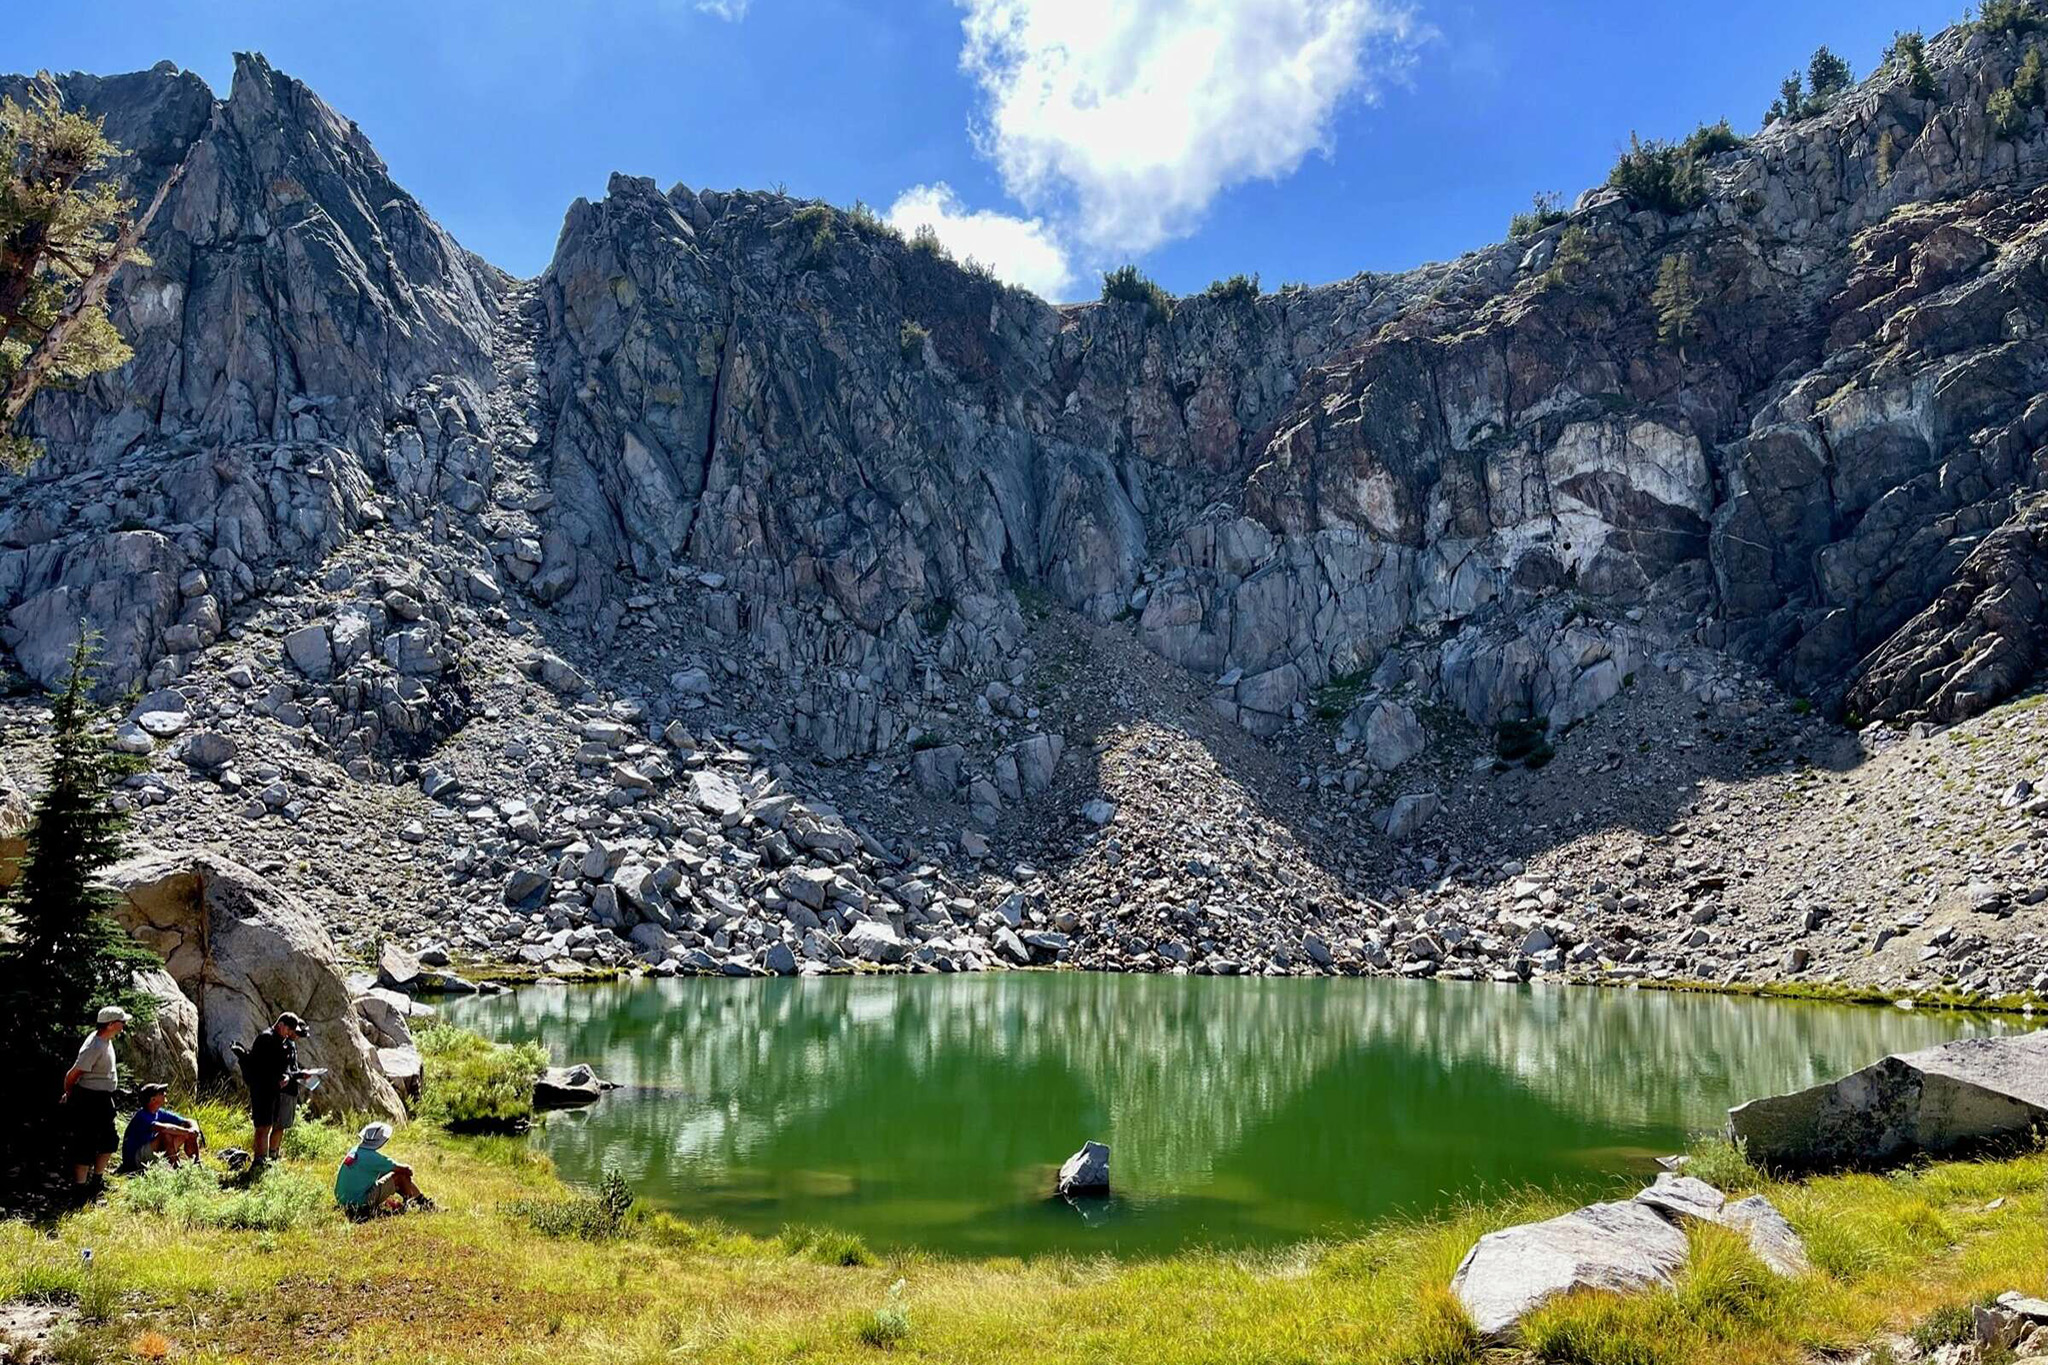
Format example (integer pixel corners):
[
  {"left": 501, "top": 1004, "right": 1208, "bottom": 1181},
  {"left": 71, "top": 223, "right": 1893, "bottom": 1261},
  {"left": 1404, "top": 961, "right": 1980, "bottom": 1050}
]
[
  {"left": 335, "top": 1122, "right": 435, "bottom": 1217},
  {"left": 121, "top": 1083, "right": 202, "bottom": 1172},
  {"left": 58, "top": 1005, "right": 130, "bottom": 1188}
]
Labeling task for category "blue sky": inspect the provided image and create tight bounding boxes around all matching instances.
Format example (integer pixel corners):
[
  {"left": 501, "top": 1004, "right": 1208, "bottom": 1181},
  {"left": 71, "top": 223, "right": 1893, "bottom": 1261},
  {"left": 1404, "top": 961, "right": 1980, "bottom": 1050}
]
[{"left": 12, "top": 0, "right": 1952, "bottom": 300}]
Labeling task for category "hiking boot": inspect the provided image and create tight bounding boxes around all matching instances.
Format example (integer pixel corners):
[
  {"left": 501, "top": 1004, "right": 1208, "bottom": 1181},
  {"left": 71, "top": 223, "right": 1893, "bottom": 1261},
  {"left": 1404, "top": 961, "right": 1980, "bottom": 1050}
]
[{"left": 408, "top": 1196, "right": 438, "bottom": 1213}]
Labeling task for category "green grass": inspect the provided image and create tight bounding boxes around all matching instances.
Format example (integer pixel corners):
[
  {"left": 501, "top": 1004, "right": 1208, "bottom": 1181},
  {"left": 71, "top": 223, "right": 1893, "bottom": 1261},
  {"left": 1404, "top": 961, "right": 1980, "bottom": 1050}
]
[
  {"left": 412, "top": 1020, "right": 548, "bottom": 1130},
  {"left": 780, "top": 1222, "right": 879, "bottom": 1267},
  {"left": 4, "top": 1094, "right": 2045, "bottom": 1365},
  {"left": 1682, "top": 1137, "right": 1765, "bottom": 1194},
  {"left": 118, "top": 1160, "right": 335, "bottom": 1232},
  {"left": 1311, "top": 667, "right": 1372, "bottom": 722}
]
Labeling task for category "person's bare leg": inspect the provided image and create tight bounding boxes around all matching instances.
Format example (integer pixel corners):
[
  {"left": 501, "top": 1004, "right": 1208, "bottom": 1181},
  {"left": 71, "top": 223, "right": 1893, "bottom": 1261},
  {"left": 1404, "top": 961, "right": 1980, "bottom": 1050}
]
[
  {"left": 251, "top": 1125, "right": 272, "bottom": 1165},
  {"left": 72, "top": 1163, "right": 90, "bottom": 1185},
  {"left": 93, "top": 1152, "right": 112, "bottom": 1179}
]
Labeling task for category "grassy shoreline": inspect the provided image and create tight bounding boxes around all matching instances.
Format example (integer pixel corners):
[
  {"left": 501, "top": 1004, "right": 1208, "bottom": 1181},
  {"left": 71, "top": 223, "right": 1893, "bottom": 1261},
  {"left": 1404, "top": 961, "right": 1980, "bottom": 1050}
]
[{"left": 5, "top": 1095, "right": 2044, "bottom": 1365}]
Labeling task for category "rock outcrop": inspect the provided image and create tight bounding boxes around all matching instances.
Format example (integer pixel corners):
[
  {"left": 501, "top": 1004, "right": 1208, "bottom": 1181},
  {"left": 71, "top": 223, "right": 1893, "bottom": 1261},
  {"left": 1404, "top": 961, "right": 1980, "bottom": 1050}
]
[
  {"left": 103, "top": 851, "right": 404, "bottom": 1119},
  {"left": 1728, "top": 1030, "right": 2048, "bottom": 1171}
]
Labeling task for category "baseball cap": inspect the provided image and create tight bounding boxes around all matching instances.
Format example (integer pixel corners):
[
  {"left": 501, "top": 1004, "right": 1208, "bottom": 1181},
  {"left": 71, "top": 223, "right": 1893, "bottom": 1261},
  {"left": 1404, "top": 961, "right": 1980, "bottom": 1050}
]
[
  {"left": 138, "top": 1082, "right": 170, "bottom": 1099},
  {"left": 96, "top": 1006, "right": 132, "bottom": 1025},
  {"left": 276, "top": 1011, "right": 309, "bottom": 1035}
]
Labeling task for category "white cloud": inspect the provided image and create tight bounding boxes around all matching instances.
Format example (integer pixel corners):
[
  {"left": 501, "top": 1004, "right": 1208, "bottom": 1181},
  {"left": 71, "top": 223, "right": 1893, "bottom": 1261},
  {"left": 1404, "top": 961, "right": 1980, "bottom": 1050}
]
[
  {"left": 695, "top": 0, "right": 752, "bottom": 19},
  {"left": 954, "top": 0, "right": 1422, "bottom": 256},
  {"left": 885, "top": 182, "right": 1075, "bottom": 299}
]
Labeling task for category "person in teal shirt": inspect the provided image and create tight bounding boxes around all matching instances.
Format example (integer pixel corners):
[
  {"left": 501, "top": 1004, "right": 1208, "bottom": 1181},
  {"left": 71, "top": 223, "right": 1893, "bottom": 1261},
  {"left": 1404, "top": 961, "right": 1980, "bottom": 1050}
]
[{"left": 333, "top": 1123, "right": 435, "bottom": 1215}]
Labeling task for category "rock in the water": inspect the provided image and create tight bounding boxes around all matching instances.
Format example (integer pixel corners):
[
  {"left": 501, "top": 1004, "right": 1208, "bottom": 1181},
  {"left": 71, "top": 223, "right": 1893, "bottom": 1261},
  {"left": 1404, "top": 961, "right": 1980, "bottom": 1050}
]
[
  {"left": 1728, "top": 1031, "right": 2048, "bottom": 1172},
  {"left": 1056, "top": 1139, "right": 1110, "bottom": 1197},
  {"left": 1450, "top": 1200, "right": 1690, "bottom": 1339},
  {"left": 535, "top": 1063, "right": 603, "bottom": 1109}
]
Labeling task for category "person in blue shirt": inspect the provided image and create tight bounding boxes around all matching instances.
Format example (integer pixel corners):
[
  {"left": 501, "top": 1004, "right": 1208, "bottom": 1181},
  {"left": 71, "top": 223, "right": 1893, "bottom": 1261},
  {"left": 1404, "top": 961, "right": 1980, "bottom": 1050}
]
[
  {"left": 333, "top": 1122, "right": 435, "bottom": 1216},
  {"left": 120, "top": 1083, "right": 202, "bottom": 1172}
]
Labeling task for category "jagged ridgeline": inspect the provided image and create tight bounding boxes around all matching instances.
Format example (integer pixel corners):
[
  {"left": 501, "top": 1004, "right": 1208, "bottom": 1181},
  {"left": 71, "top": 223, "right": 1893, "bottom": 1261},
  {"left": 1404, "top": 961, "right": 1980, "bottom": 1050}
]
[{"left": 4, "top": 28, "right": 2048, "bottom": 746}]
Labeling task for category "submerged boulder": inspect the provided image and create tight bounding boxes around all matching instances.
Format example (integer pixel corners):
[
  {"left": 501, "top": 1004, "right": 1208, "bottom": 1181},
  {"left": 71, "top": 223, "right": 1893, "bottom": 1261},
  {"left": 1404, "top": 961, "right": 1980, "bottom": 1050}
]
[
  {"left": 1450, "top": 1200, "right": 1689, "bottom": 1339},
  {"left": 1727, "top": 1031, "right": 2048, "bottom": 1172},
  {"left": 1056, "top": 1140, "right": 1111, "bottom": 1197}
]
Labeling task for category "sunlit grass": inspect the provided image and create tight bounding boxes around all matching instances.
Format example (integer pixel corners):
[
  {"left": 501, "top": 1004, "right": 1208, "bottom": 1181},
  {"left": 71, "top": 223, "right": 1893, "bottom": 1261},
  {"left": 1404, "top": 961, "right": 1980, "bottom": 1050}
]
[{"left": 2, "top": 1114, "right": 2042, "bottom": 1365}]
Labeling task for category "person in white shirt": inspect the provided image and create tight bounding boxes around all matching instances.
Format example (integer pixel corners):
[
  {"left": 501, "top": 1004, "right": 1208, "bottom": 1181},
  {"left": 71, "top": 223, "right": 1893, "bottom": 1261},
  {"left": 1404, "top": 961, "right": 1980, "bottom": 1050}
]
[{"left": 59, "top": 1006, "right": 130, "bottom": 1187}]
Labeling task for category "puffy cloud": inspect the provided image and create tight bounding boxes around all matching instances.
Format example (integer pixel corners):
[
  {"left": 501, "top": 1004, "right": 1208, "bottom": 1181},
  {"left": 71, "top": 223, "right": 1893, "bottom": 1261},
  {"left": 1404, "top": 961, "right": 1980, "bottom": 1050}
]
[
  {"left": 955, "top": 0, "right": 1421, "bottom": 255},
  {"left": 885, "top": 182, "right": 1075, "bottom": 299}
]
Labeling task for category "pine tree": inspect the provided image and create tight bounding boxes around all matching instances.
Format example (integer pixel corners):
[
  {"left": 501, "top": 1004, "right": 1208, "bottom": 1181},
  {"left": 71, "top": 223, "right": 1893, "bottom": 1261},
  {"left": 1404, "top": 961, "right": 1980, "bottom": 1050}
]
[
  {"left": 1767, "top": 72, "right": 1806, "bottom": 124},
  {"left": 0, "top": 628, "right": 157, "bottom": 1088},
  {"left": 1808, "top": 47, "right": 1854, "bottom": 102},
  {"left": 1652, "top": 253, "right": 1700, "bottom": 359},
  {"left": 1, "top": 79, "right": 185, "bottom": 472}
]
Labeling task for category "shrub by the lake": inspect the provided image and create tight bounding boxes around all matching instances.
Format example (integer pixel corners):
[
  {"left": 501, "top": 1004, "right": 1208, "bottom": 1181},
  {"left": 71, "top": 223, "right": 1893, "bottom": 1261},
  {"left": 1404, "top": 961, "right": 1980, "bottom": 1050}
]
[
  {"left": 119, "top": 1161, "right": 333, "bottom": 1232},
  {"left": 414, "top": 1020, "right": 547, "bottom": 1131},
  {"left": 856, "top": 1278, "right": 912, "bottom": 1349},
  {"left": 509, "top": 1167, "right": 635, "bottom": 1240},
  {"left": 1682, "top": 1135, "right": 1763, "bottom": 1193},
  {"left": 780, "top": 1221, "right": 878, "bottom": 1267}
]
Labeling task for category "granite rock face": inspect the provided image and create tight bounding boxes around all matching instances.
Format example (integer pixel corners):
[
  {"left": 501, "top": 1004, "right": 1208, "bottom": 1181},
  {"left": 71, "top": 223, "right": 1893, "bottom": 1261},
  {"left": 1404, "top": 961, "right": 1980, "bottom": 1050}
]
[{"left": 1, "top": 26, "right": 2047, "bottom": 823}]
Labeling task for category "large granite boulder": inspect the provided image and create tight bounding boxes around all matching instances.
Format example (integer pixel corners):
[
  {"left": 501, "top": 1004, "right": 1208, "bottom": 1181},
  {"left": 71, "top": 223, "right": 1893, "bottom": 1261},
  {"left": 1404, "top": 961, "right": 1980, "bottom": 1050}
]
[
  {"left": 119, "top": 966, "right": 201, "bottom": 1095},
  {"left": 1728, "top": 1031, "right": 2048, "bottom": 1172},
  {"left": 103, "top": 851, "right": 403, "bottom": 1120},
  {"left": 1451, "top": 1200, "right": 1690, "bottom": 1339}
]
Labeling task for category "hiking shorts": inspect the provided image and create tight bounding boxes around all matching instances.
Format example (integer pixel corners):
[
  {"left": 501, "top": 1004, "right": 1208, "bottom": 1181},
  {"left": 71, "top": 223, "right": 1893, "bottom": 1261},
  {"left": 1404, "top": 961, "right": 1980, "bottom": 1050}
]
[
  {"left": 250, "top": 1087, "right": 297, "bottom": 1129},
  {"left": 66, "top": 1089, "right": 117, "bottom": 1163}
]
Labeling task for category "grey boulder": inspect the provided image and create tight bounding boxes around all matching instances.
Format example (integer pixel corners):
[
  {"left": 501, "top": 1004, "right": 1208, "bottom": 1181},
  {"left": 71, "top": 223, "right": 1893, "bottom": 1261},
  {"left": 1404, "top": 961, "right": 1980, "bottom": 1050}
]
[
  {"left": 535, "top": 1063, "right": 603, "bottom": 1109},
  {"left": 106, "top": 851, "right": 403, "bottom": 1120},
  {"left": 1450, "top": 1200, "right": 1690, "bottom": 1339},
  {"left": 1056, "top": 1140, "right": 1110, "bottom": 1197},
  {"left": 1728, "top": 1031, "right": 2048, "bottom": 1172}
]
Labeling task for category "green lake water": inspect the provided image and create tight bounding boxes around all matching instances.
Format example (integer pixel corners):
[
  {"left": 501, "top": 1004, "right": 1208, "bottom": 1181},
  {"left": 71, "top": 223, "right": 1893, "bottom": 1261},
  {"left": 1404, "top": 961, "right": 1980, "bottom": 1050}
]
[{"left": 445, "top": 974, "right": 2028, "bottom": 1258}]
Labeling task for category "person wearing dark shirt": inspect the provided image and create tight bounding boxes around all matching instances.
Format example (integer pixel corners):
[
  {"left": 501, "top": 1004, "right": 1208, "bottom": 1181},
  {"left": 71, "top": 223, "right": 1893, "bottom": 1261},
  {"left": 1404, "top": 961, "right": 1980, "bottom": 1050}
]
[
  {"left": 244, "top": 1012, "right": 307, "bottom": 1168},
  {"left": 121, "top": 1083, "right": 201, "bottom": 1171}
]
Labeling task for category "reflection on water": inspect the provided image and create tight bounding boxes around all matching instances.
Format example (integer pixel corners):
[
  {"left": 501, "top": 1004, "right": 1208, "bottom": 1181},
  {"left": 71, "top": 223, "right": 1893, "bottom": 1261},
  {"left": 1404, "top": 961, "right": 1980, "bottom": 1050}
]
[{"left": 447, "top": 974, "right": 2026, "bottom": 1257}]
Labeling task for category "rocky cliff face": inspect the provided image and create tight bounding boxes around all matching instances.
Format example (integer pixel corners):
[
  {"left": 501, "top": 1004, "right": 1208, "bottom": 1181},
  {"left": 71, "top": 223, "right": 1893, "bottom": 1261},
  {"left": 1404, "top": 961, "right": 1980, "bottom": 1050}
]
[{"left": 2, "top": 24, "right": 2046, "bottom": 996}]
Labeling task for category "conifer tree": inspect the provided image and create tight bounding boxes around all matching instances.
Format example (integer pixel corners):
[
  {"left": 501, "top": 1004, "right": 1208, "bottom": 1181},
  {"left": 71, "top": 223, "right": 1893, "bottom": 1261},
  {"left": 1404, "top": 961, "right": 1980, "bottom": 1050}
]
[
  {"left": 0, "top": 628, "right": 157, "bottom": 1087},
  {"left": 1, "top": 79, "right": 185, "bottom": 472}
]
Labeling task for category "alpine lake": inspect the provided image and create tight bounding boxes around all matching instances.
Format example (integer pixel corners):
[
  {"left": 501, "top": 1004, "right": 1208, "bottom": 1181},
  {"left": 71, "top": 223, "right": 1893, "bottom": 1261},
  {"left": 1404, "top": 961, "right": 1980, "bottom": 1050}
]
[{"left": 445, "top": 974, "right": 2031, "bottom": 1258}]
